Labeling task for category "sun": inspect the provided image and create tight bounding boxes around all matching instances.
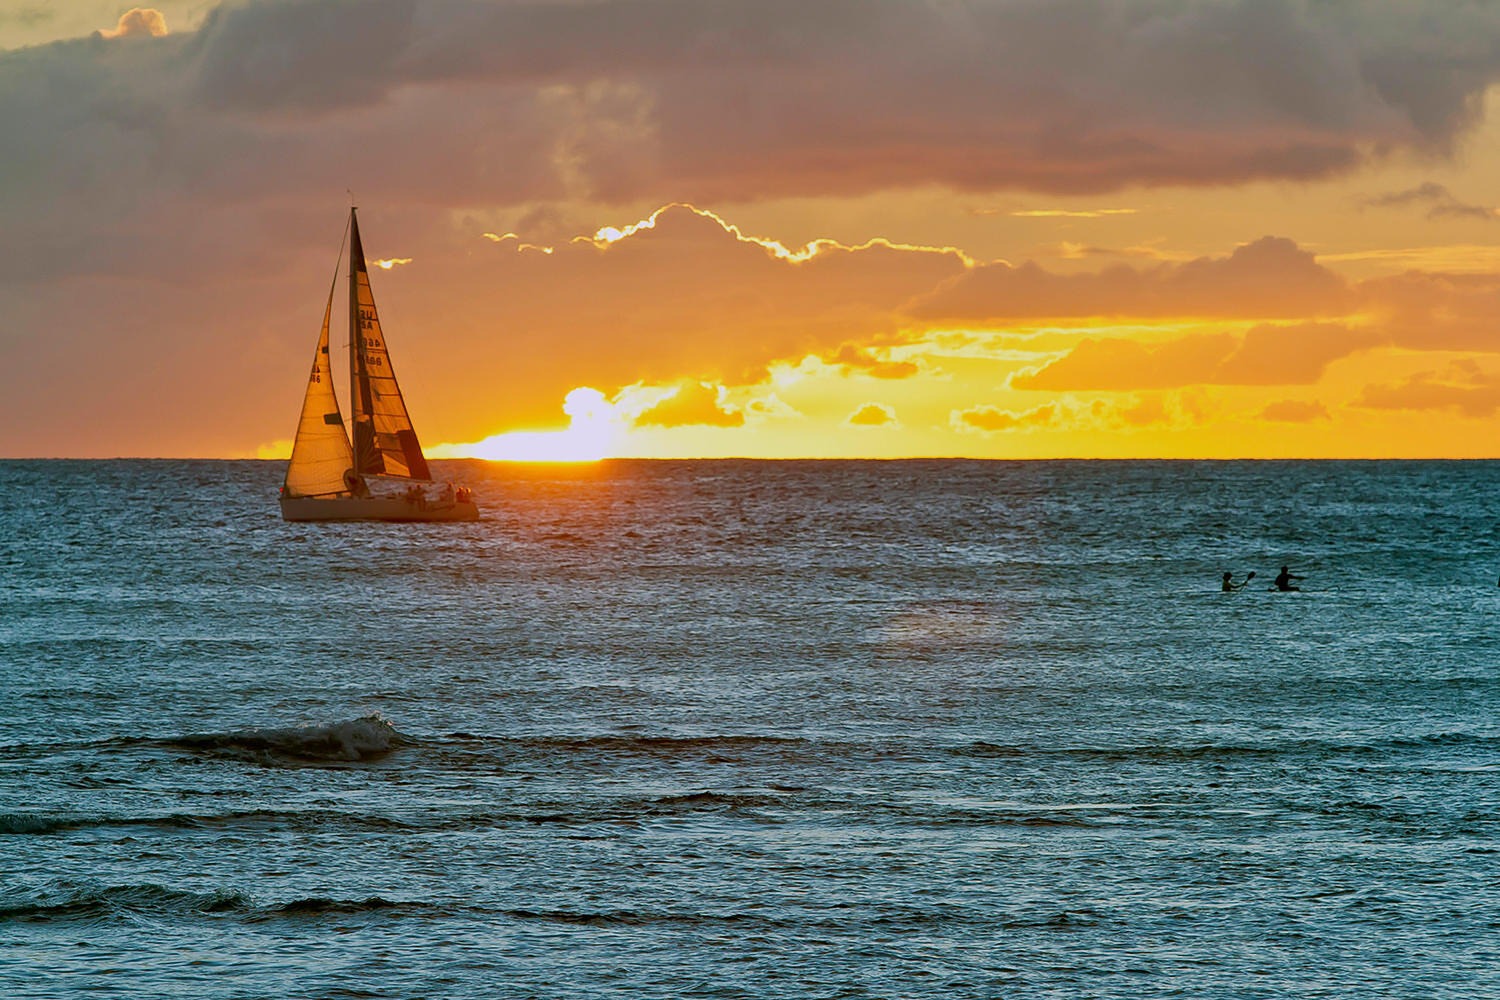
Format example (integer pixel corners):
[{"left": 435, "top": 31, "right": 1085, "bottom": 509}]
[{"left": 430, "top": 387, "right": 620, "bottom": 462}]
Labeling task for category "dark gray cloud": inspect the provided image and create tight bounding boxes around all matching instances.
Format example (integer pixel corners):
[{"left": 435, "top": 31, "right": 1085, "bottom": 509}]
[
  {"left": 8, "top": 0, "right": 1500, "bottom": 259},
  {"left": 0, "top": 4, "right": 54, "bottom": 29},
  {"left": 1363, "top": 181, "right": 1497, "bottom": 220}
]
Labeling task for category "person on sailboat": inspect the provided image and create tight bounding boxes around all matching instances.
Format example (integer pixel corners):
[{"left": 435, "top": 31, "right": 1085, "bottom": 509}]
[
  {"left": 1221, "top": 571, "right": 1253, "bottom": 592},
  {"left": 1273, "top": 566, "right": 1303, "bottom": 591},
  {"left": 343, "top": 469, "right": 370, "bottom": 497}
]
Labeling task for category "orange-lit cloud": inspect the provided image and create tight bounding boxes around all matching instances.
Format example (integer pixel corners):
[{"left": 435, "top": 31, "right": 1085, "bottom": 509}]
[
  {"left": 633, "top": 381, "right": 744, "bottom": 428},
  {"left": 827, "top": 345, "right": 919, "bottom": 380},
  {"left": 99, "top": 7, "right": 167, "bottom": 39},
  {"left": 1007, "top": 208, "right": 1140, "bottom": 219},
  {"left": 954, "top": 403, "right": 1058, "bottom": 433},
  {"left": 847, "top": 403, "right": 895, "bottom": 427},
  {"left": 1261, "top": 399, "right": 1331, "bottom": 423},
  {"left": 12, "top": 3, "right": 1500, "bottom": 461},
  {"left": 1216, "top": 323, "right": 1380, "bottom": 384},
  {"left": 1012, "top": 323, "right": 1375, "bottom": 391},
  {"left": 912, "top": 237, "right": 1351, "bottom": 321},
  {"left": 1030, "top": 241, "right": 1181, "bottom": 262},
  {"left": 1117, "top": 394, "right": 1172, "bottom": 427},
  {"left": 1355, "top": 362, "right": 1500, "bottom": 417},
  {"left": 1356, "top": 271, "right": 1500, "bottom": 351},
  {"left": 387, "top": 204, "right": 967, "bottom": 438}
]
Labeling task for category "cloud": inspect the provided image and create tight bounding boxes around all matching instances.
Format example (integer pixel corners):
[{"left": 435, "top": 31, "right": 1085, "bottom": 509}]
[
  {"left": 954, "top": 403, "right": 1057, "bottom": 433},
  {"left": 1030, "top": 241, "right": 1174, "bottom": 261},
  {"left": 911, "top": 237, "right": 1350, "bottom": 321},
  {"left": 827, "top": 345, "right": 919, "bottom": 380},
  {"left": 98, "top": 8, "right": 168, "bottom": 39},
  {"left": 847, "top": 403, "right": 896, "bottom": 427},
  {"left": 632, "top": 381, "right": 744, "bottom": 428},
  {"left": 1354, "top": 363, "right": 1500, "bottom": 417},
  {"left": 1363, "top": 182, "right": 1497, "bottom": 221},
  {"left": 1, "top": 5, "right": 54, "bottom": 30},
  {"left": 6, "top": 0, "right": 1500, "bottom": 257},
  {"left": 435, "top": 205, "right": 965, "bottom": 420},
  {"left": 1011, "top": 322, "right": 1375, "bottom": 391},
  {"left": 0, "top": 199, "right": 971, "bottom": 454},
  {"left": 1012, "top": 335, "right": 1233, "bottom": 391},
  {"left": 1356, "top": 271, "right": 1500, "bottom": 351},
  {"left": 1215, "top": 323, "right": 1379, "bottom": 384},
  {"left": 1117, "top": 394, "right": 1170, "bottom": 427},
  {"left": 1260, "top": 399, "right": 1331, "bottom": 422},
  {"left": 1007, "top": 208, "right": 1140, "bottom": 219},
  {"left": 746, "top": 394, "right": 801, "bottom": 419},
  {"left": 1364, "top": 181, "right": 1455, "bottom": 209}
]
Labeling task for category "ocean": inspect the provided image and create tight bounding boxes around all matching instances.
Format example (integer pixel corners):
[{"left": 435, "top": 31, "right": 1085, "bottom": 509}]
[{"left": 2, "top": 458, "right": 1498, "bottom": 999}]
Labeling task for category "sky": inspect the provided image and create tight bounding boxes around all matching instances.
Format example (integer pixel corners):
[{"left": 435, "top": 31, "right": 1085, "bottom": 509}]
[{"left": 8, "top": 1, "right": 1500, "bottom": 459}]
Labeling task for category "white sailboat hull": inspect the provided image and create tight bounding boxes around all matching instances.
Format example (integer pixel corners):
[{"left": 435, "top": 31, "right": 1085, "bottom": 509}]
[{"left": 280, "top": 495, "right": 479, "bottom": 522}]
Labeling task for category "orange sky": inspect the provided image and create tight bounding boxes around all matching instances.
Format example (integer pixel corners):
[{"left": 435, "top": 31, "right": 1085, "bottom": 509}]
[{"left": 7, "top": 2, "right": 1500, "bottom": 458}]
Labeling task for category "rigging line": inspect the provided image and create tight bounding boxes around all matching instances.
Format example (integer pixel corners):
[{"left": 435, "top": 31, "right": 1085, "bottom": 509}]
[{"left": 327, "top": 215, "right": 352, "bottom": 303}]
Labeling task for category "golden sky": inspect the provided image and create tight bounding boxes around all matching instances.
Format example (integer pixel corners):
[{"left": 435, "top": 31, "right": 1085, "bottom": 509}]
[{"left": 7, "top": 2, "right": 1500, "bottom": 458}]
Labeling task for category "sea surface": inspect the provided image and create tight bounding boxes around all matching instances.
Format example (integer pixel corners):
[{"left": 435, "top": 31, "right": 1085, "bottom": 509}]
[{"left": 2, "top": 459, "right": 1499, "bottom": 999}]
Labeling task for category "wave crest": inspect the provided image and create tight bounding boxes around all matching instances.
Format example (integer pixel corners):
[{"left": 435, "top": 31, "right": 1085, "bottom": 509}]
[
  {"left": 0, "top": 884, "right": 427, "bottom": 924},
  {"left": 0, "top": 884, "right": 250, "bottom": 922},
  {"left": 168, "top": 714, "right": 411, "bottom": 764}
]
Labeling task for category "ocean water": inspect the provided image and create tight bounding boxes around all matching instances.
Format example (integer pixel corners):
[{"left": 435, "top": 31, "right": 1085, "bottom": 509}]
[{"left": 2, "top": 458, "right": 1499, "bottom": 999}]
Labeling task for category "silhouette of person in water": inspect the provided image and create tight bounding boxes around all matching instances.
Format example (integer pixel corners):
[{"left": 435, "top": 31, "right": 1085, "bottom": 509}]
[
  {"left": 1221, "top": 571, "right": 1253, "bottom": 592},
  {"left": 1274, "top": 565, "right": 1303, "bottom": 592}
]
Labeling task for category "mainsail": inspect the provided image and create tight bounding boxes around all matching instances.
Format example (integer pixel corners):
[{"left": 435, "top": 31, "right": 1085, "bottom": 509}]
[
  {"left": 282, "top": 260, "right": 355, "bottom": 498},
  {"left": 349, "top": 209, "right": 431, "bottom": 481}
]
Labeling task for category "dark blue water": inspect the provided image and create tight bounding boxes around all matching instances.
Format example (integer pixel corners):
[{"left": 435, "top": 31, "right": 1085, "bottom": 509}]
[{"left": 3, "top": 460, "right": 1498, "bottom": 998}]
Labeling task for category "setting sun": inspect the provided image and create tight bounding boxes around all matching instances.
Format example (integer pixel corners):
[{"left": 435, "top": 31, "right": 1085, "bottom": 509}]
[{"left": 429, "top": 387, "right": 620, "bottom": 462}]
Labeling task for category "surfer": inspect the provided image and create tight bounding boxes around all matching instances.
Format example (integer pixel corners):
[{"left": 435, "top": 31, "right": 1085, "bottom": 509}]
[
  {"left": 1221, "top": 571, "right": 1253, "bottom": 592},
  {"left": 1273, "top": 565, "right": 1303, "bottom": 592}
]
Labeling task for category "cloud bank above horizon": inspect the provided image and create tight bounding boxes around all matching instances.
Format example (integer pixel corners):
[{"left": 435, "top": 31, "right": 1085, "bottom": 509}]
[{"left": 8, "top": 0, "right": 1500, "bottom": 458}]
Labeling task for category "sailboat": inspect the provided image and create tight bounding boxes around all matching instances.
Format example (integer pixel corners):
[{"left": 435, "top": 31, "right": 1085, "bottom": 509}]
[{"left": 279, "top": 208, "right": 479, "bottom": 522}]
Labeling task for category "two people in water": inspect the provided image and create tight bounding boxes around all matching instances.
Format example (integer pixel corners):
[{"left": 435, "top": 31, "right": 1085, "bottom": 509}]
[{"left": 1221, "top": 566, "right": 1303, "bottom": 592}]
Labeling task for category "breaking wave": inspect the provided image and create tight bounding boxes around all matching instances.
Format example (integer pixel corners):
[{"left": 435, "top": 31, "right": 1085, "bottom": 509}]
[
  {"left": 0, "top": 807, "right": 415, "bottom": 837},
  {"left": 165, "top": 713, "right": 412, "bottom": 764},
  {"left": 0, "top": 883, "right": 431, "bottom": 924},
  {"left": 0, "top": 884, "right": 252, "bottom": 922},
  {"left": 0, "top": 885, "right": 1040, "bottom": 934}
]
